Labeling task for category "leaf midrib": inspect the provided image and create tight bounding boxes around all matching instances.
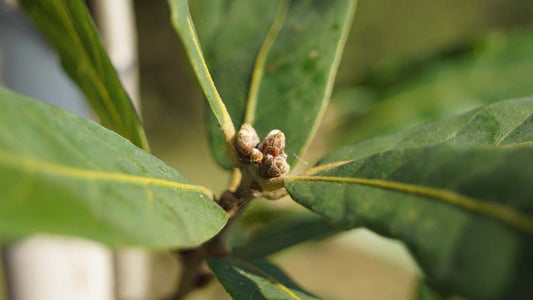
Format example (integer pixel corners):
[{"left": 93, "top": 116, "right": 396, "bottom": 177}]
[
  {"left": 295, "top": 0, "right": 357, "bottom": 163},
  {"left": 496, "top": 112, "right": 532, "bottom": 145},
  {"left": 0, "top": 149, "right": 213, "bottom": 198},
  {"left": 288, "top": 175, "right": 533, "bottom": 235}
]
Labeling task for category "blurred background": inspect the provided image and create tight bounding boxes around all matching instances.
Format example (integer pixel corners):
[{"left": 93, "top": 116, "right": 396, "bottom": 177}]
[{"left": 1, "top": 0, "right": 533, "bottom": 299}]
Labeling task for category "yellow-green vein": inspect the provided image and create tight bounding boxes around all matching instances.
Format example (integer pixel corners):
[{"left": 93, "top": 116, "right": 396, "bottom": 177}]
[
  {"left": 300, "top": 160, "right": 354, "bottom": 176},
  {"left": 168, "top": 0, "right": 238, "bottom": 165},
  {"left": 495, "top": 112, "right": 531, "bottom": 146},
  {"left": 231, "top": 258, "right": 301, "bottom": 300},
  {"left": 496, "top": 140, "right": 533, "bottom": 149},
  {"left": 295, "top": 0, "right": 357, "bottom": 165},
  {"left": 243, "top": 0, "right": 290, "bottom": 124},
  {"left": 288, "top": 175, "right": 533, "bottom": 235},
  {"left": 0, "top": 149, "right": 214, "bottom": 199}
]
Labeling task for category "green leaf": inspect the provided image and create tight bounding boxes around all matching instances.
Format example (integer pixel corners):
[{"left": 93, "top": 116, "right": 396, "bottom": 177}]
[
  {"left": 195, "top": 0, "right": 356, "bottom": 169},
  {"left": 19, "top": 0, "right": 149, "bottom": 151},
  {"left": 0, "top": 88, "right": 227, "bottom": 248},
  {"left": 286, "top": 97, "right": 533, "bottom": 299},
  {"left": 167, "top": 0, "right": 239, "bottom": 166},
  {"left": 208, "top": 257, "right": 319, "bottom": 300},
  {"left": 232, "top": 211, "right": 340, "bottom": 259}
]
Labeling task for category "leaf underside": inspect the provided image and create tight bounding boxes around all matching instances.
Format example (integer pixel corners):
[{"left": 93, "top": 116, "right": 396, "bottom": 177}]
[
  {"left": 0, "top": 89, "right": 227, "bottom": 248},
  {"left": 196, "top": 0, "right": 356, "bottom": 169},
  {"left": 19, "top": 0, "right": 149, "bottom": 150},
  {"left": 208, "top": 257, "right": 320, "bottom": 300},
  {"left": 287, "top": 97, "right": 533, "bottom": 299}
]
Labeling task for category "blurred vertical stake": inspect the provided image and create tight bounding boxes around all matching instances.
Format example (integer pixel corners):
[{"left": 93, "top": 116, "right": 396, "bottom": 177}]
[
  {"left": 5, "top": 237, "right": 115, "bottom": 300},
  {"left": 92, "top": 0, "right": 140, "bottom": 111},
  {"left": 91, "top": 0, "right": 151, "bottom": 299}
]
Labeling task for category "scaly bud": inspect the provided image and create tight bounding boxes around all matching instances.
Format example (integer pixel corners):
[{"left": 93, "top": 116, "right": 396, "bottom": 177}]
[
  {"left": 236, "top": 124, "right": 260, "bottom": 157},
  {"left": 258, "top": 129, "right": 285, "bottom": 157},
  {"left": 261, "top": 154, "right": 290, "bottom": 178},
  {"left": 250, "top": 148, "right": 263, "bottom": 164}
]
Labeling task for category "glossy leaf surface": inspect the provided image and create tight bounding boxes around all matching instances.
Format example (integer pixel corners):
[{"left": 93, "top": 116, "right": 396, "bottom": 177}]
[
  {"left": 287, "top": 97, "right": 533, "bottom": 299},
  {"left": 20, "top": 0, "right": 149, "bottom": 150},
  {"left": 195, "top": 0, "right": 356, "bottom": 169},
  {"left": 208, "top": 257, "right": 319, "bottom": 300},
  {"left": 0, "top": 89, "right": 227, "bottom": 248}
]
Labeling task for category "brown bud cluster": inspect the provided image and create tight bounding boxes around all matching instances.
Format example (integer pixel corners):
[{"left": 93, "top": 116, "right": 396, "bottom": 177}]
[{"left": 235, "top": 125, "right": 290, "bottom": 178}]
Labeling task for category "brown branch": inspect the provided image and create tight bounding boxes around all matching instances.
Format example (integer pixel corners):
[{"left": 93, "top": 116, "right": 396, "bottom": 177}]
[
  {"left": 170, "top": 181, "right": 255, "bottom": 300},
  {"left": 170, "top": 248, "right": 206, "bottom": 300}
]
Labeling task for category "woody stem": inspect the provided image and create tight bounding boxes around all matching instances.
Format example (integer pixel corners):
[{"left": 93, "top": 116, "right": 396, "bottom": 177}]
[{"left": 172, "top": 175, "right": 255, "bottom": 300}]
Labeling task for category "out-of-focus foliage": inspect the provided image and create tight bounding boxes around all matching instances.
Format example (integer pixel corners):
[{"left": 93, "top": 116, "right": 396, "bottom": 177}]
[
  {"left": 337, "top": 0, "right": 533, "bottom": 85},
  {"left": 20, "top": 0, "right": 149, "bottom": 150},
  {"left": 333, "top": 29, "right": 533, "bottom": 146},
  {"left": 416, "top": 280, "right": 446, "bottom": 300},
  {"left": 208, "top": 257, "right": 320, "bottom": 300}
]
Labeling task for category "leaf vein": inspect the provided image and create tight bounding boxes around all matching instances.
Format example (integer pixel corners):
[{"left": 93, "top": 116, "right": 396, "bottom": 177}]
[
  {"left": 496, "top": 112, "right": 532, "bottom": 146},
  {"left": 288, "top": 175, "right": 533, "bottom": 235},
  {"left": 0, "top": 149, "right": 213, "bottom": 198}
]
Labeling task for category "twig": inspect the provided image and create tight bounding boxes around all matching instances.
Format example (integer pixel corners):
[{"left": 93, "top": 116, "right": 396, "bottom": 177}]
[
  {"left": 171, "top": 178, "right": 255, "bottom": 299},
  {"left": 171, "top": 248, "right": 206, "bottom": 300}
]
